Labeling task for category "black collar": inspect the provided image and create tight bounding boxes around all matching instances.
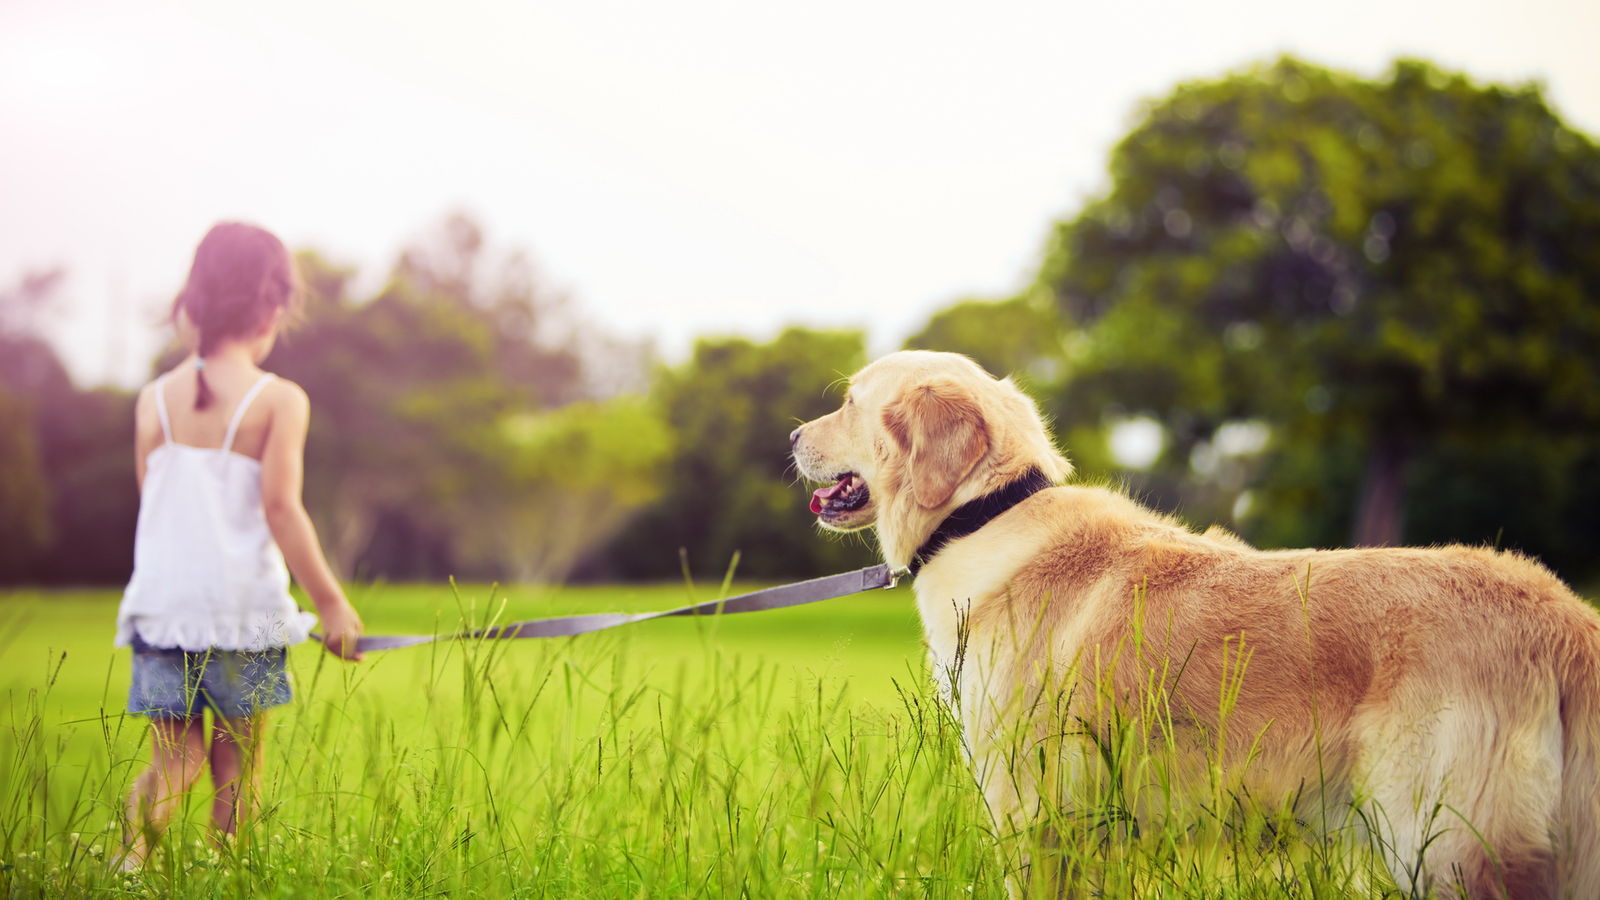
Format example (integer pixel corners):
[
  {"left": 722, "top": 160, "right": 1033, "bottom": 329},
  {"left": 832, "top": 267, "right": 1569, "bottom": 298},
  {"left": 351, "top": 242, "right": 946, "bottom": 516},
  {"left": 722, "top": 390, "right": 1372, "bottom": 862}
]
[{"left": 907, "top": 467, "right": 1053, "bottom": 576}]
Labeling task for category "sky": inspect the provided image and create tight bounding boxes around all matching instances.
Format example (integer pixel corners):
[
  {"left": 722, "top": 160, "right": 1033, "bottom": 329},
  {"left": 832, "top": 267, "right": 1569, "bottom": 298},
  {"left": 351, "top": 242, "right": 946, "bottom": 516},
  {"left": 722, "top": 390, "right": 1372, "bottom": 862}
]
[{"left": 4, "top": 0, "right": 1598, "bottom": 388}]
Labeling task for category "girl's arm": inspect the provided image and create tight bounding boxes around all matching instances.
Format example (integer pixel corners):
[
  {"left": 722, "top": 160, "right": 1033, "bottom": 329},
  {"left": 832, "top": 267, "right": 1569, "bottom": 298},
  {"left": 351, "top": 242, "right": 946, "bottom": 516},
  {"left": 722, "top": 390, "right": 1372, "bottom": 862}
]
[{"left": 259, "top": 382, "right": 364, "bottom": 661}]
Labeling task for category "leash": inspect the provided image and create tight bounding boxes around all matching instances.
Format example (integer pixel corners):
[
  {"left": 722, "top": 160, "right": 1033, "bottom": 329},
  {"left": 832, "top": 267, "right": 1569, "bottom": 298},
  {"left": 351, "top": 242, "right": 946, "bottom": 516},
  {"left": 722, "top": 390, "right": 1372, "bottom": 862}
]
[{"left": 322, "top": 564, "right": 904, "bottom": 653}]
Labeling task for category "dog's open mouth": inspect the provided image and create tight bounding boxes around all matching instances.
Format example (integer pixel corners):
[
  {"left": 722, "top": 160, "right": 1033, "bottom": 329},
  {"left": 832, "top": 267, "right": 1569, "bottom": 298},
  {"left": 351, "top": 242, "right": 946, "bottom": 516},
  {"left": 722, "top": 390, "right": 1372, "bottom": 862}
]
[{"left": 810, "top": 473, "right": 870, "bottom": 519}]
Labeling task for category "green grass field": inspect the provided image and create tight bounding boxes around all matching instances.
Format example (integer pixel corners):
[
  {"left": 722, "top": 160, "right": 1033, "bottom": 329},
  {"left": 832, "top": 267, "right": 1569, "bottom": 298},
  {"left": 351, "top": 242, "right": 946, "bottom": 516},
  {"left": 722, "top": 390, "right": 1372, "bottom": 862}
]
[{"left": 1, "top": 582, "right": 1400, "bottom": 898}]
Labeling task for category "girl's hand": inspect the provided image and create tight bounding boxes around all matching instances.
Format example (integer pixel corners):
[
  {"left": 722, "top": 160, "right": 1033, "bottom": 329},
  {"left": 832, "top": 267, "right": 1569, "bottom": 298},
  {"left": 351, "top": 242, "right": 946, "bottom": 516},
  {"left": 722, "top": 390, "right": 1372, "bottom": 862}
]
[{"left": 319, "top": 602, "right": 365, "bottom": 661}]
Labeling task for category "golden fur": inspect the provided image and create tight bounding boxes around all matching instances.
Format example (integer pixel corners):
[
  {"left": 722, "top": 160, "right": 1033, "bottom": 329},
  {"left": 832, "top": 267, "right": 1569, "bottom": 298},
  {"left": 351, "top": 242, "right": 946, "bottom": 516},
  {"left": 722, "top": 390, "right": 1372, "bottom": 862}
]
[{"left": 792, "top": 350, "right": 1600, "bottom": 899}]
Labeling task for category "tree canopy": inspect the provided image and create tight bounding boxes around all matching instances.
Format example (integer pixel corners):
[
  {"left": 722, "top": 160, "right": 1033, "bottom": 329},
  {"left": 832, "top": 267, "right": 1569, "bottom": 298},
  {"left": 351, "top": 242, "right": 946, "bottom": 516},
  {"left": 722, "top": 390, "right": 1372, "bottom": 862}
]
[
  {"left": 262, "top": 216, "right": 662, "bottom": 581},
  {"left": 1031, "top": 57, "right": 1600, "bottom": 549}
]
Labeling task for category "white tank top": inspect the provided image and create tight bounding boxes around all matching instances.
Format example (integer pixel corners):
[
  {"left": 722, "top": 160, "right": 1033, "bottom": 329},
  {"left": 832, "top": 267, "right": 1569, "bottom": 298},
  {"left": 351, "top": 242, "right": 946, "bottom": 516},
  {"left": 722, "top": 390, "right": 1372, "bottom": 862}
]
[{"left": 116, "top": 372, "right": 316, "bottom": 651}]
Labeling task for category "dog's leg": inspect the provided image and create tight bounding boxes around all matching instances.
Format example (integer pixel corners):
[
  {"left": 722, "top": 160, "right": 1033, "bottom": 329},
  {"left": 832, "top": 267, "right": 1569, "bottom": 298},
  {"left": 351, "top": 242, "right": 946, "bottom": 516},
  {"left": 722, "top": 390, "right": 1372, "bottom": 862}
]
[
  {"left": 1356, "top": 694, "right": 1560, "bottom": 900},
  {"left": 974, "top": 740, "right": 1086, "bottom": 900},
  {"left": 967, "top": 671, "right": 1101, "bottom": 899}
]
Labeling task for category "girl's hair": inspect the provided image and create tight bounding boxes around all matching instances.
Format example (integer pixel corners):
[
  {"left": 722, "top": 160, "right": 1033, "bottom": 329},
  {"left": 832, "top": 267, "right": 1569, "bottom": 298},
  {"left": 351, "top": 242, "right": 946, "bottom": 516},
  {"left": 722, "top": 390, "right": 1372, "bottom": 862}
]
[{"left": 171, "top": 222, "right": 302, "bottom": 410}]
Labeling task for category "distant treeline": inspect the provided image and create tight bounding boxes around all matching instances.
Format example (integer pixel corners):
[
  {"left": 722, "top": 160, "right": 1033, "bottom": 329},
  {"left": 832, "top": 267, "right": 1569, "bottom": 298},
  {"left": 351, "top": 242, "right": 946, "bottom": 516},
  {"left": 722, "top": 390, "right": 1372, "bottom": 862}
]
[{"left": 3, "top": 56, "right": 1599, "bottom": 587}]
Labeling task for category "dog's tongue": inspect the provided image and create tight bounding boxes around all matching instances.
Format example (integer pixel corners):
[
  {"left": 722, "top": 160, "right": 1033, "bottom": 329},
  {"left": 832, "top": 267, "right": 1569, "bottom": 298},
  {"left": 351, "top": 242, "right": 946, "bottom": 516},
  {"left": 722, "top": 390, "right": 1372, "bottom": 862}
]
[{"left": 810, "top": 477, "right": 850, "bottom": 515}]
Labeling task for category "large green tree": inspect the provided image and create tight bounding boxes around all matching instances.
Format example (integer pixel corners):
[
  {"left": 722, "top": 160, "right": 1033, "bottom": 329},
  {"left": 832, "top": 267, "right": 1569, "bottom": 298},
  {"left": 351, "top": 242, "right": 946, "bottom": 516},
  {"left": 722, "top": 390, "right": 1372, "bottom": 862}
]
[{"left": 1036, "top": 57, "right": 1600, "bottom": 549}]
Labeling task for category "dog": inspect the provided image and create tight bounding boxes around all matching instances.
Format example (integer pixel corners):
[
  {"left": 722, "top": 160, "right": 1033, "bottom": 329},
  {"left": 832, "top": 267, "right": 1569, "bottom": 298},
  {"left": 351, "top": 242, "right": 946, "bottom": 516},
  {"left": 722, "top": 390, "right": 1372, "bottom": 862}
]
[{"left": 790, "top": 349, "right": 1600, "bottom": 899}]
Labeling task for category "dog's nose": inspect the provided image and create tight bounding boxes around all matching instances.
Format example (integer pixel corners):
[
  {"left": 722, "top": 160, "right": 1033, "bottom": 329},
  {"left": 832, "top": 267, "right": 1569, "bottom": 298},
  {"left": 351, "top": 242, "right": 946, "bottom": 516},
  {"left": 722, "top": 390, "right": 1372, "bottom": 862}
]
[{"left": 789, "top": 426, "right": 803, "bottom": 448}]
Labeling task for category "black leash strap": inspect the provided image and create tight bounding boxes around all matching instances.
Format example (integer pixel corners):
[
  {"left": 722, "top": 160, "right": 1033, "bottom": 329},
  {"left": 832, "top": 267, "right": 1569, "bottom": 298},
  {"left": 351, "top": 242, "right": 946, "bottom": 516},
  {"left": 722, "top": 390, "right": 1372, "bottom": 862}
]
[{"left": 327, "top": 564, "right": 899, "bottom": 653}]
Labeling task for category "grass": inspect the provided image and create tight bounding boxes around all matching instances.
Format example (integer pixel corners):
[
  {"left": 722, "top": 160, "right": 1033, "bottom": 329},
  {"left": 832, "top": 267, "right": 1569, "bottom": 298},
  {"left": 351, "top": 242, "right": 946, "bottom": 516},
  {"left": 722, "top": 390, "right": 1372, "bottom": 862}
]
[{"left": 0, "top": 581, "right": 1400, "bottom": 898}]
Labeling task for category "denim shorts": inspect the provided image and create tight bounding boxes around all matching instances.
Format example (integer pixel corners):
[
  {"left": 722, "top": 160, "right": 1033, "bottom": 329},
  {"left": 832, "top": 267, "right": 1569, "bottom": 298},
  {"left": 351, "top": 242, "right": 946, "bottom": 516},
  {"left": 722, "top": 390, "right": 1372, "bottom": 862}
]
[{"left": 127, "top": 633, "right": 292, "bottom": 719}]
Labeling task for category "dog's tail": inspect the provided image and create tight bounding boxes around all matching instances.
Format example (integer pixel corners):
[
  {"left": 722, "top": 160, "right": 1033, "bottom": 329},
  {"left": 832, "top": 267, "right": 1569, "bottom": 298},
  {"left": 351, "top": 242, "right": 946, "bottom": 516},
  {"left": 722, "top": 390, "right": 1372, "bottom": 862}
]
[{"left": 1557, "top": 607, "right": 1600, "bottom": 895}]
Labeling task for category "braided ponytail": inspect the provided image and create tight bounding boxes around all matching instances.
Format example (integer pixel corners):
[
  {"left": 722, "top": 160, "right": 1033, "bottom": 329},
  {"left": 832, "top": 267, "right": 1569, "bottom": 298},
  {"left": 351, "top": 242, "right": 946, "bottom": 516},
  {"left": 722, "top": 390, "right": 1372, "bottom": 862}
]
[{"left": 171, "top": 223, "right": 300, "bottom": 410}]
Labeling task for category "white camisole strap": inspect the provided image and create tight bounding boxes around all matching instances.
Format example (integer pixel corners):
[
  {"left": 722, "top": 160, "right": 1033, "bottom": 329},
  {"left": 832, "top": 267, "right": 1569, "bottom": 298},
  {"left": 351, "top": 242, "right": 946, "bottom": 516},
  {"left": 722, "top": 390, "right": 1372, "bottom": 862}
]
[
  {"left": 222, "top": 373, "right": 276, "bottom": 454},
  {"left": 154, "top": 374, "right": 174, "bottom": 443}
]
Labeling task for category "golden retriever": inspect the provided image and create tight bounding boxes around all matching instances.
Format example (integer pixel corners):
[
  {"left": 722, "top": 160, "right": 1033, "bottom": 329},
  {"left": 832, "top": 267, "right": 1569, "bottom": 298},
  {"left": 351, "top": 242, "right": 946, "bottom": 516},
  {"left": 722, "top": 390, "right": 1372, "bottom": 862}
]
[{"left": 790, "top": 349, "right": 1600, "bottom": 899}]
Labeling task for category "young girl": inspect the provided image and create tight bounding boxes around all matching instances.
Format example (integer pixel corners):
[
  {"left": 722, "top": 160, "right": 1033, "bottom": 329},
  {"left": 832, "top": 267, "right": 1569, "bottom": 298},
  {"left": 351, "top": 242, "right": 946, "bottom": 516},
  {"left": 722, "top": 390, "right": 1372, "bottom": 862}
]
[{"left": 116, "top": 222, "right": 364, "bottom": 868}]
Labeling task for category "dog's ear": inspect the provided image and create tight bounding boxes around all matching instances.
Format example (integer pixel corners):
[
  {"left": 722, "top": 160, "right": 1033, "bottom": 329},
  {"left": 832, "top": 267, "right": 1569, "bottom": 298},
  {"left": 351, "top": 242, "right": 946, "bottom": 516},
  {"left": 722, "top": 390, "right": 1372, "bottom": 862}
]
[{"left": 883, "top": 379, "right": 990, "bottom": 509}]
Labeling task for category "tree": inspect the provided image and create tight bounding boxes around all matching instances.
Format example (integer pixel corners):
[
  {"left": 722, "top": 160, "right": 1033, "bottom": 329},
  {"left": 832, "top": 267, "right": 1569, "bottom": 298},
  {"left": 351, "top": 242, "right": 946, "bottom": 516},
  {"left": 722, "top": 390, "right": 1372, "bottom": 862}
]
[
  {"left": 263, "top": 216, "right": 661, "bottom": 581},
  {"left": 603, "top": 327, "right": 877, "bottom": 580},
  {"left": 34, "top": 386, "right": 138, "bottom": 583},
  {"left": 902, "top": 294, "right": 1068, "bottom": 385},
  {"left": 265, "top": 252, "right": 522, "bottom": 577},
  {"left": 0, "top": 384, "right": 50, "bottom": 578},
  {"left": 1035, "top": 57, "right": 1600, "bottom": 549},
  {"left": 0, "top": 270, "right": 139, "bottom": 585},
  {"left": 0, "top": 334, "right": 69, "bottom": 579},
  {"left": 393, "top": 211, "right": 591, "bottom": 407},
  {"left": 480, "top": 397, "right": 673, "bottom": 582}
]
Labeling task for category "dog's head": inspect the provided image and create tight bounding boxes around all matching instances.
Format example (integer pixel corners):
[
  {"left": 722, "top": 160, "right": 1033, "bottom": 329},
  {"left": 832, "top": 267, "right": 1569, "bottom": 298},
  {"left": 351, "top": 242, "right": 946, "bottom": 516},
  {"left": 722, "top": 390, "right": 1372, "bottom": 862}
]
[{"left": 791, "top": 350, "right": 1071, "bottom": 570}]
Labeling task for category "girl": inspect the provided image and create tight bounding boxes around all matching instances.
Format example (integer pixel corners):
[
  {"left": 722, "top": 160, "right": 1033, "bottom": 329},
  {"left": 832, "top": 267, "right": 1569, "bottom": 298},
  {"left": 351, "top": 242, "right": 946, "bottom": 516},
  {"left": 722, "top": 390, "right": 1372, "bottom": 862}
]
[{"left": 117, "top": 222, "right": 364, "bottom": 868}]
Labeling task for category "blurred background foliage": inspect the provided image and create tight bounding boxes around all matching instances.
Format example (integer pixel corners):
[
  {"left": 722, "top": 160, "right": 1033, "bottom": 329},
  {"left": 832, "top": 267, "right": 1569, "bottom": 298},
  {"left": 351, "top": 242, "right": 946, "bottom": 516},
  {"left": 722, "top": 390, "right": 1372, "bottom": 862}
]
[
  {"left": 1028, "top": 57, "right": 1600, "bottom": 579},
  {"left": 2, "top": 57, "right": 1598, "bottom": 587},
  {"left": 602, "top": 326, "right": 875, "bottom": 581}
]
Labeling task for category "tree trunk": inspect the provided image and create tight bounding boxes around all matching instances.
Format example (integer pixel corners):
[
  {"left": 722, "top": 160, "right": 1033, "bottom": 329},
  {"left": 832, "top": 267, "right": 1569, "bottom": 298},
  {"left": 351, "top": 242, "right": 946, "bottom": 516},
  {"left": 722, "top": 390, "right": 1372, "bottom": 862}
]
[{"left": 1350, "top": 435, "right": 1410, "bottom": 547}]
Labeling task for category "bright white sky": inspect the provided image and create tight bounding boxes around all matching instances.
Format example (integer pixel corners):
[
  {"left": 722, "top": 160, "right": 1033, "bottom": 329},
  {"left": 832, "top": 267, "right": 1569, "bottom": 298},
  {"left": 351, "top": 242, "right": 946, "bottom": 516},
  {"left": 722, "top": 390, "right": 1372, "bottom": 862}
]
[{"left": 4, "top": 0, "right": 1598, "bottom": 388}]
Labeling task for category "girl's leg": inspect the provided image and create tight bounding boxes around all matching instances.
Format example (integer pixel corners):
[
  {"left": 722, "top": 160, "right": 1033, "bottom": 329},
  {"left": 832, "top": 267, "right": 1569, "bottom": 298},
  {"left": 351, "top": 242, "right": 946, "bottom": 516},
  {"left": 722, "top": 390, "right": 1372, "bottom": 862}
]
[
  {"left": 124, "top": 716, "right": 208, "bottom": 868},
  {"left": 208, "top": 713, "right": 265, "bottom": 839}
]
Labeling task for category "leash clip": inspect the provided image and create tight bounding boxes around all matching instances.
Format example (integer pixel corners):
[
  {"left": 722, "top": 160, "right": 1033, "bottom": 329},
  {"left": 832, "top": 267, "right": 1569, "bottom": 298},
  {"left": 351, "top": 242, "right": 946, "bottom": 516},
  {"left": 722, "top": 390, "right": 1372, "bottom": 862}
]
[{"left": 887, "top": 566, "right": 912, "bottom": 589}]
